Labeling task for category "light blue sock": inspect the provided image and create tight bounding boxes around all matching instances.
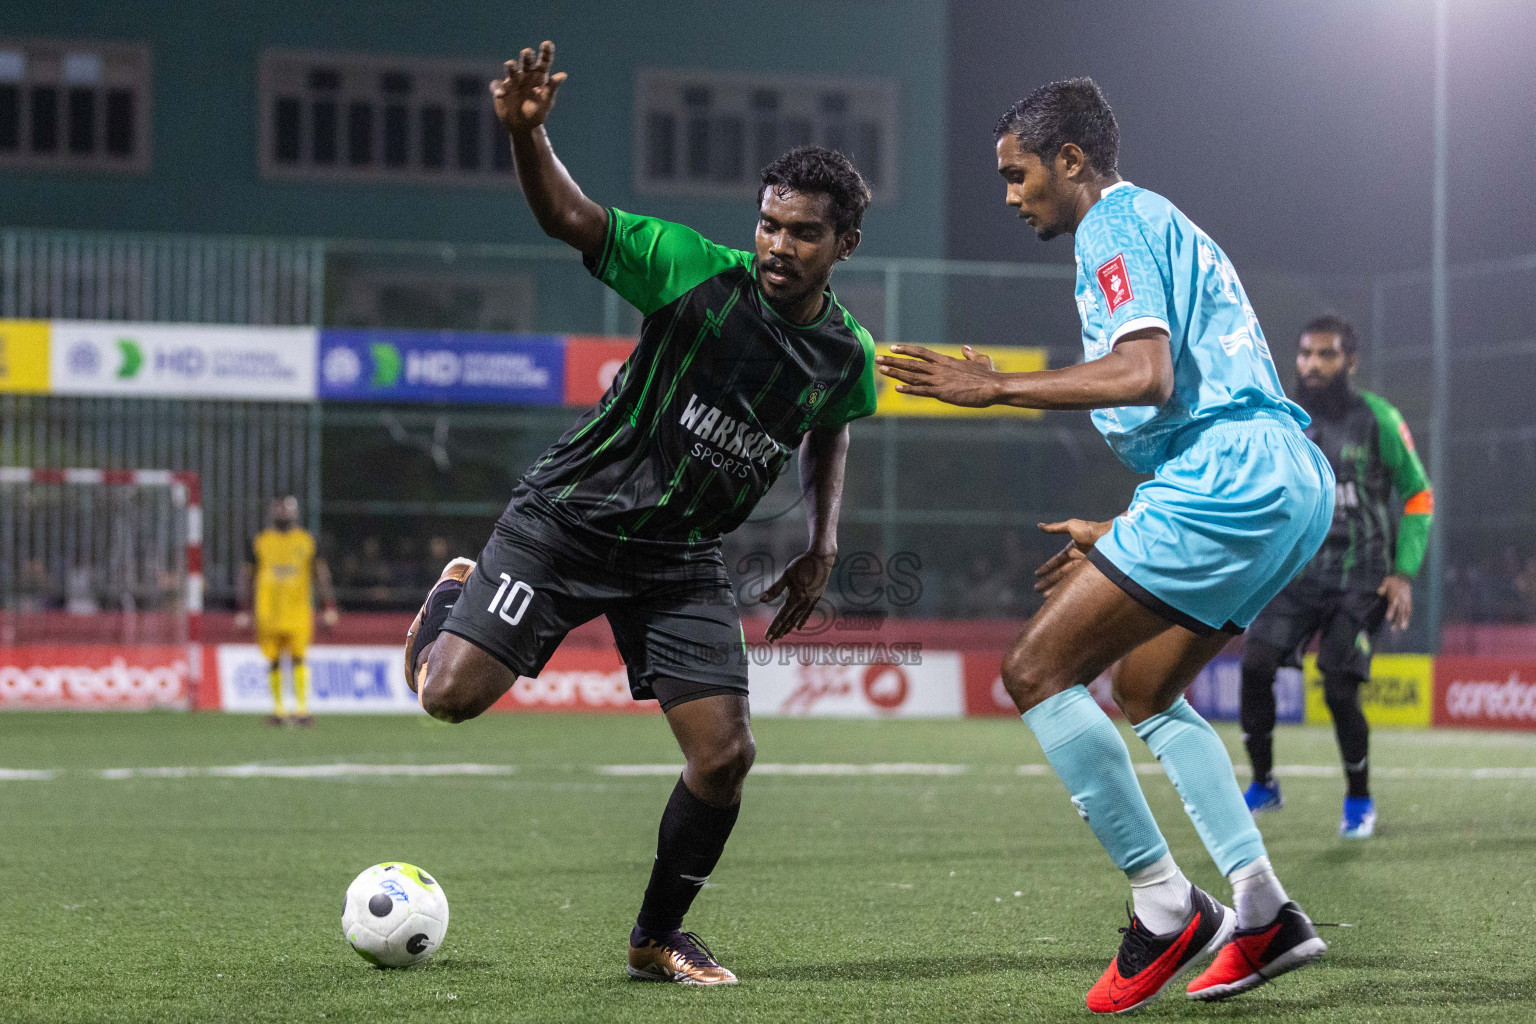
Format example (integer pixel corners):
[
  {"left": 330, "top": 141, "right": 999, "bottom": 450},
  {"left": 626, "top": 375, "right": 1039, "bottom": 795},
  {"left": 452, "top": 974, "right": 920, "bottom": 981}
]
[
  {"left": 1134, "top": 697, "right": 1267, "bottom": 875},
  {"left": 1022, "top": 685, "right": 1169, "bottom": 875}
]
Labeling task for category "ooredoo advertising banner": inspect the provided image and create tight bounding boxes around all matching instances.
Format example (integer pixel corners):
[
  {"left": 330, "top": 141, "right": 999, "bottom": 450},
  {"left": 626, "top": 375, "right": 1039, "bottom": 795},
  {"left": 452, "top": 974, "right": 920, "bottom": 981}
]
[
  {"left": 318, "top": 330, "right": 565, "bottom": 406},
  {"left": 0, "top": 645, "right": 194, "bottom": 709},
  {"left": 49, "top": 321, "right": 318, "bottom": 400},
  {"left": 1434, "top": 657, "right": 1536, "bottom": 730},
  {"left": 490, "top": 647, "right": 657, "bottom": 714}
]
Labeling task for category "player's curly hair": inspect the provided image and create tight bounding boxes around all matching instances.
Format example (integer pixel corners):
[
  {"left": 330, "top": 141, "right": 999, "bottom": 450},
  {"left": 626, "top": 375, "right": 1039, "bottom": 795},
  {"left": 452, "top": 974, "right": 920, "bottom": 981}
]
[
  {"left": 995, "top": 78, "right": 1119, "bottom": 176},
  {"left": 1302, "top": 313, "right": 1358, "bottom": 355},
  {"left": 759, "top": 146, "right": 872, "bottom": 237}
]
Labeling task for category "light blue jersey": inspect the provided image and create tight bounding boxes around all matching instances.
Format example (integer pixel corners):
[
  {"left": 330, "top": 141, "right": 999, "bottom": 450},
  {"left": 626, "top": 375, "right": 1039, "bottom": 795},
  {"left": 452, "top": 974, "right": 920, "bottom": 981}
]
[
  {"left": 1072, "top": 182, "right": 1333, "bottom": 632},
  {"left": 1073, "top": 181, "right": 1308, "bottom": 473}
]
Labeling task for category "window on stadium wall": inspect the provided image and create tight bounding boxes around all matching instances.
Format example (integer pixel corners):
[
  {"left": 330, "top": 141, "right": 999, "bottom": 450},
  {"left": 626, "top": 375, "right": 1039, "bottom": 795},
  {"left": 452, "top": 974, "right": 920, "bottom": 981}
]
[
  {"left": 317, "top": 402, "right": 1136, "bottom": 620},
  {"left": 258, "top": 50, "right": 515, "bottom": 187},
  {"left": 635, "top": 69, "right": 897, "bottom": 202},
  {"left": 0, "top": 39, "right": 151, "bottom": 173},
  {"left": 318, "top": 250, "right": 624, "bottom": 337},
  {"left": 324, "top": 263, "right": 538, "bottom": 333}
]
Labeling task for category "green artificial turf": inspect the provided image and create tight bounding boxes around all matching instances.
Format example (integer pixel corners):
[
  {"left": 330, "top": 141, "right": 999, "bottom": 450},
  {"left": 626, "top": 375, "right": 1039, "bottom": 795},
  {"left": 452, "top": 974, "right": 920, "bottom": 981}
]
[{"left": 4, "top": 712, "right": 1533, "bottom": 1023}]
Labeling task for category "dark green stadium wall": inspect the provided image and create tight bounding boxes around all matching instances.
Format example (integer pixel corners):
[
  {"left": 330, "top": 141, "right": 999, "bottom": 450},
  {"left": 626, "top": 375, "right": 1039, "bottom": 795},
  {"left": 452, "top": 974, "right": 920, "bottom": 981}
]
[{"left": 1, "top": 1, "right": 946, "bottom": 261}]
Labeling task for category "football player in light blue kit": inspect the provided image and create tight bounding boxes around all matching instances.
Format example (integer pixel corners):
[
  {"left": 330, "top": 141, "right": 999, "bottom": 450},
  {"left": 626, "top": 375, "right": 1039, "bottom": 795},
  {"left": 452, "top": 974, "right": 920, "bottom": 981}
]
[{"left": 878, "top": 79, "right": 1334, "bottom": 1013}]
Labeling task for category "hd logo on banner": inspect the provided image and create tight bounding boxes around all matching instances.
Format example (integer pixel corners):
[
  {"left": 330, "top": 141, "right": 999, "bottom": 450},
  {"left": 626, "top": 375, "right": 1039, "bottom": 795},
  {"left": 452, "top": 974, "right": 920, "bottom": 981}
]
[
  {"left": 49, "top": 321, "right": 318, "bottom": 400},
  {"left": 319, "top": 330, "right": 564, "bottom": 405}
]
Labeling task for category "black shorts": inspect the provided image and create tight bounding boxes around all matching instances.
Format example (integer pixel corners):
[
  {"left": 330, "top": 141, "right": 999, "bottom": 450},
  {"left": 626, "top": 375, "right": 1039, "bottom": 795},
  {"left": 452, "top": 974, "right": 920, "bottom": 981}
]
[
  {"left": 1245, "top": 575, "right": 1388, "bottom": 682},
  {"left": 441, "top": 496, "right": 748, "bottom": 710}
]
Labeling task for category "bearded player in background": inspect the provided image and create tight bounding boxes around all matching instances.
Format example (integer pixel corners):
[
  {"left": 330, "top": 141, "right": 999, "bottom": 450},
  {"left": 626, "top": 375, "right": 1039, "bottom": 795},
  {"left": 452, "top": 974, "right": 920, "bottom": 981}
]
[
  {"left": 1240, "top": 315, "right": 1433, "bottom": 838},
  {"left": 401, "top": 42, "right": 879, "bottom": 985},
  {"left": 236, "top": 496, "right": 339, "bottom": 726}
]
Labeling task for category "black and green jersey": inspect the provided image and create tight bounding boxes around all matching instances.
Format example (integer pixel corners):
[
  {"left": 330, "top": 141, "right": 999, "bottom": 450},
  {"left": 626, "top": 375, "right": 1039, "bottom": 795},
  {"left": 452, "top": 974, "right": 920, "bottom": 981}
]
[
  {"left": 1300, "top": 389, "right": 1434, "bottom": 590},
  {"left": 511, "top": 208, "right": 878, "bottom": 546}
]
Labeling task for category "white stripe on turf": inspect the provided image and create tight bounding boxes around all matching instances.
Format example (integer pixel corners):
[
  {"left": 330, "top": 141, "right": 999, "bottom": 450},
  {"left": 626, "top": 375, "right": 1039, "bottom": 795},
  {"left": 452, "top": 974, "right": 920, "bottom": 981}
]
[
  {"left": 96, "top": 763, "right": 517, "bottom": 779},
  {"left": 0, "top": 768, "right": 56, "bottom": 780},
  {"left": 598, "top": 763, "right": 969, "bottom": 776}
]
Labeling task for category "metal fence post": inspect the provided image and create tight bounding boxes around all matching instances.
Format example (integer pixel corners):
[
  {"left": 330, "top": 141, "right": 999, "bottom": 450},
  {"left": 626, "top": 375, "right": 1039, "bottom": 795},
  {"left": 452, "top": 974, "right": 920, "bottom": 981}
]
[
  {"left": 1427, "top": 0, "right": 1449, "bottom": 651},
  {"left": 602, "top": 287, "right": 622, "bottom": 336},
  {"left": 881, "top": 265, "right": 902, "bottom": 561},
  {"left": 1369, "top": 276, "right": 1386, "bottom": 393},
  {"left": 309, "top": 240, "right": 326, "bottom": 540}
]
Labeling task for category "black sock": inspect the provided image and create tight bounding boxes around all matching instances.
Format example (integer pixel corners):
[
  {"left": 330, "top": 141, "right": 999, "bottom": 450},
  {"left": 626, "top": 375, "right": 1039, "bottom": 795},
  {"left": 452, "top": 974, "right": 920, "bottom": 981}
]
[
  {"left": 1244, "top": 731, "right": 1275, "bottom": 786},
  {"left": 408, "top": 580, "right": 463, "bottom": 677},
  {"left": 1240, "top": 647, "right": 1281, "bottom": 785},
  {"left": 635, "top": 777, "right": 740, "bottom": 937},
  {"left": 1344, "top": 757, "right": 1371, "bottom": 799},
  {"left": 1324, "top": 674, "right": 1371, "bottom": 799}
]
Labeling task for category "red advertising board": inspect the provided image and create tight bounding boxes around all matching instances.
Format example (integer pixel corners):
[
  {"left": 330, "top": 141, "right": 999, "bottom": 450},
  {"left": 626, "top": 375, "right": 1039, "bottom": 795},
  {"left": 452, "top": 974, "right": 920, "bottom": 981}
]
[
  {"left": 489, "top": 647, "right": 659, "bottom": 714},
  {"left": 1434, "top": 657, "right": 1536, "bottom": 730},
  {"left": 0, "top": 645, "right": 195, "bottom": 709},
  {"left": 563, "top": 336, "right": 636, "bottom": 407},
  {"left": 962, "top": 652, "right": 1016, "bottom": 717},
  {"left": 961, "top": 651, "right": 1120, "bottom": 718}
]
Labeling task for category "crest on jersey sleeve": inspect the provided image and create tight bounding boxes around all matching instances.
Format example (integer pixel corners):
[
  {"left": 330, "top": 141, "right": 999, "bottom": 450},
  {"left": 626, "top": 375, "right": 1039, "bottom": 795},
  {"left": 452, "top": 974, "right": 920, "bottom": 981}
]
[{"left": 1095, "top": 255, "right": 1133, "bottom": 314}]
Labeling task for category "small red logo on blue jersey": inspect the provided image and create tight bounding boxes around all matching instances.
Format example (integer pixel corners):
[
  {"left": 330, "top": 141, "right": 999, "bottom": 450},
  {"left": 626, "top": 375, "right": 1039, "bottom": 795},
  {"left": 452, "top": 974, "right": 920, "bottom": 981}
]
[{"left": 1096, "top": 254, "right": 1133, "bottom": 314}]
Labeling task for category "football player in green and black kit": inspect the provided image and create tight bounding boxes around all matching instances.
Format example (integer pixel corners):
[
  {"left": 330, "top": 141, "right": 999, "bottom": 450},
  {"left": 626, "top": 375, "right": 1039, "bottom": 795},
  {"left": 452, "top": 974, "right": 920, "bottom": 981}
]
[
  {"left": 1240, "top": 315, "right": 1433, "bottom": 839},
  {"left": 400, "top": 42, "right": 878, "bottom": 984}
]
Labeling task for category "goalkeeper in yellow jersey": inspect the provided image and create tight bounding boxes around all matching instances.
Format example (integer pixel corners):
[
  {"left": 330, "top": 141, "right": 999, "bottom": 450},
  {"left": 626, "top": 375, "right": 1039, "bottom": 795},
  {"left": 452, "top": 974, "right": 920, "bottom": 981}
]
[{"left": 236, "top": 496, "right": 338, "bottom": 725}]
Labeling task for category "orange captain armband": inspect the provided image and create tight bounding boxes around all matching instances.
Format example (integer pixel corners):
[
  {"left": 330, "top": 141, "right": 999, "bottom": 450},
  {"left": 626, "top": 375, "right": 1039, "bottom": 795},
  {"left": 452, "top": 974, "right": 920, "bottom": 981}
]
[{"left": 1404, "top": 490, "right": 1434, "bottom": 515}]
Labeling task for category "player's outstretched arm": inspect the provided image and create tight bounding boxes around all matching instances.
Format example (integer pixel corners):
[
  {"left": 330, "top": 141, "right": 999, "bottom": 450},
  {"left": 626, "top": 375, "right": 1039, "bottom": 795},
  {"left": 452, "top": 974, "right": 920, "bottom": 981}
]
[
  {"left": 760, "top": 425, "right": 848, "bottom": 642},
  {"left": 875, "top": 329, "right": 1174, "bottom": 411},
  {"left": 492, "top": 41, "right": 606, "bottom": 257}
]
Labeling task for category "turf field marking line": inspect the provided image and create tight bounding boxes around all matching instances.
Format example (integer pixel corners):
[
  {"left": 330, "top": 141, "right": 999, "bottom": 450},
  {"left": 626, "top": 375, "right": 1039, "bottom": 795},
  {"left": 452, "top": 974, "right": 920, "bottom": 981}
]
[
  {"left": 598, "top": 763, "right": 969, "bottom": 776},
  {"left": 94, "top": 763, "right": 517, "bottom": 780},
  {"left": 0, "top": 768, "right": 56, "bottom": 781}
]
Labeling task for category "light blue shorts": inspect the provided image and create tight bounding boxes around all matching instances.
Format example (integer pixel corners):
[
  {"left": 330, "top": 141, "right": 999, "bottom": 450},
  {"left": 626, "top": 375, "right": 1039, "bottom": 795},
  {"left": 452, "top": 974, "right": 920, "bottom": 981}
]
[{"left": 1089, "top": 410, "right": 1335, "bottom": 635}]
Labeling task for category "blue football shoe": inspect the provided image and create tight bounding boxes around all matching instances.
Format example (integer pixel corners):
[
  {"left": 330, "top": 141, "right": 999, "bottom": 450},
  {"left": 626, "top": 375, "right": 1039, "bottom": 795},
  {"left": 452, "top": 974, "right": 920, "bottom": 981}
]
[
  {"left": 1339, "top": 795, "right": 1376, "bottom": 838},
  {"left": 1243, "top": 779, "right": 1283, "bottom": 816}
]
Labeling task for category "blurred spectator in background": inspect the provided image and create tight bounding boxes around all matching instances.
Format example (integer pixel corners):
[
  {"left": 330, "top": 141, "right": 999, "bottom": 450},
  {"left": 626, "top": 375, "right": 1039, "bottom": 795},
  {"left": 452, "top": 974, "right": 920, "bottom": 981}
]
[
  {"left": 424, "top": 537, "right": 453, "bottom": 586},
  {"left": 948, "top": 552, "right": 1017, "bottom": 619},
  {"left": 17, "top": 558, "right": 54, "bottom": 612},
  {"left": 1517, "top": 554, "right": 1536, "bottom": 622},
  {"left": 1496, "top": 546, "right": 1525, "bottom": 621},
  {"left": 66, "top": 566, "right": 100, "bottom": 615},
  {"left": 390, "top": 537, "right": 418, "bottom": 589}
]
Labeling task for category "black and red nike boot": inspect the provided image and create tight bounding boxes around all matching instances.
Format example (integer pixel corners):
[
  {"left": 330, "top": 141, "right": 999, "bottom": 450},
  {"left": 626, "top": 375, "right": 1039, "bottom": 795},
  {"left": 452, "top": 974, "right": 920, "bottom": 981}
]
[
  {"left": 1185, "top": 900, "right": 1326, "bottom": 1001},
  {"left": 1085, "top": 885, "right": 1234, "bottom": 1014}
]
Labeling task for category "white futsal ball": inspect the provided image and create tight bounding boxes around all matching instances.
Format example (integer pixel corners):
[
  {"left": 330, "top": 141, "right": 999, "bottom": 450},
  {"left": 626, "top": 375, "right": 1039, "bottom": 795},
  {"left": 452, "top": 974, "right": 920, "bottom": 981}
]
[{"left": 341, "top": 862, "right": 449, "bottom": 967}]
